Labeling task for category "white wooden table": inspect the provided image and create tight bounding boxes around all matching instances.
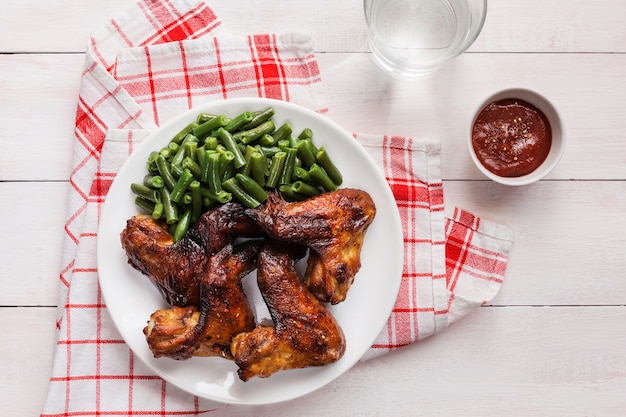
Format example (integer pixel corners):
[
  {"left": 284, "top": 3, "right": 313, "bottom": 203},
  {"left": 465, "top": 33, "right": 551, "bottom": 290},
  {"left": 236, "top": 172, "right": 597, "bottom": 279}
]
[{"left": 1, "top": 1, "right": 625, "bottom": 416}]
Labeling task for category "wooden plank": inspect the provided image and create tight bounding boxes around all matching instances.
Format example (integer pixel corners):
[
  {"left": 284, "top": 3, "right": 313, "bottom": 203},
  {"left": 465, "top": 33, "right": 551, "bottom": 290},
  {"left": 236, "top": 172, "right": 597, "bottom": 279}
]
[
  {"left": 472, "top": 0, "right": 626, "bottom": 53},
  {"left": 0, "top": 0, "right": 130, "bottom": 53},
  {"left": 2, "top": 53, "right": 626, "bottom": 182},
  {"left": 0, "top": 307, "right": 58, "bottom": 417},
  {"left": 0, "top": 182, "right": 68, "bottom": 306},
  {"left": 1, "top": 180, "right": 625, "bottom": 307},
  {"left": 2, "top": 0, "right": 626, "bottom": 53},
  {"left": 2, "top": 305, "right": 624, "bottom": 416},
  {"left": 0, "top": 54, "right": 83, "bottom": 181}
]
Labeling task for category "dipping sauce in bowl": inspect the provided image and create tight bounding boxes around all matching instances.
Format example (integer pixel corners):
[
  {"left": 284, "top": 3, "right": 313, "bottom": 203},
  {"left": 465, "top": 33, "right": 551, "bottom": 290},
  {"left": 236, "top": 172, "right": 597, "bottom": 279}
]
[
  {"left": 471, "top": 99, "right": 551, "bottom": 177},
  {"left": 468, "top": 88, "right": 565, "bottom": 186}
]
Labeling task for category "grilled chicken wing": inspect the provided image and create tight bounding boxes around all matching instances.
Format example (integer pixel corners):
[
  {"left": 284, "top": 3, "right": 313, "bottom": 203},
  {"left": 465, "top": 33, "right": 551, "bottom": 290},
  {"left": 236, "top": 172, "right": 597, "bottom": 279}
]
[
  {"left": 144, "top": 242, "right": 260, "bottom": 360},
  {"left": 231, "top": 242, "right": 346, "bottom": 381},
  {"left": 120, "top": 203, "right": 261, "bottom": 306},
  {"left": 246, "top": 188, "right": 376, "bottom": 304}
]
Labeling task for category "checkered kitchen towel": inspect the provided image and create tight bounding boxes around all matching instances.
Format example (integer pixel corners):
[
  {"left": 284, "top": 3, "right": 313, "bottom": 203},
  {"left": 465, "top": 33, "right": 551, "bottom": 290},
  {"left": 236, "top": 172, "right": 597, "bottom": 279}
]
[{"left": 42, "top": 0, "right": 513, "bottom": 415}]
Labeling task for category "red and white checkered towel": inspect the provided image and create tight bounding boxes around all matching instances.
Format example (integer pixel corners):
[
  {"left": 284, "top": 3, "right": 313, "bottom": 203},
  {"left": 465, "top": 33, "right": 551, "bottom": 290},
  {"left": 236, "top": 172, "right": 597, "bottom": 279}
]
[{"left": 42, "top": 0, "right": 513, "bottom": 415}]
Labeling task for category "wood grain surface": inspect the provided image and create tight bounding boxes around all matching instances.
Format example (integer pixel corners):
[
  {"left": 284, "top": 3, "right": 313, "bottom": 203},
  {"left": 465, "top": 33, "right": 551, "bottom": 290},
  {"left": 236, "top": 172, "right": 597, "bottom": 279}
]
[{"left": 1, "top": 1, "right": 625, "bottom": 416}]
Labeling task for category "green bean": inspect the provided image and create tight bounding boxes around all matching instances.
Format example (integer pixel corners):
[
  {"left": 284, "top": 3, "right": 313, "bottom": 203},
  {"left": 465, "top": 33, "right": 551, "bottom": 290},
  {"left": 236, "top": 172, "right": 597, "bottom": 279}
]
[
  {"left": 170, "top": 169, "right": 194, "bottom": 203},
  {"left": 143, "top": 174, "right": 164, "bottom": 189},
  {"left": 200, "top": 187, "right": 232, "bottom": 204},
  {"left": 291, "top": 181, "right": 321, "bottom": 197},
  {"left": 279, "top": 148, "right": 298, "bottom": 185},
  {"left": 189, "top": 181, "right": 203, "bottom": 223},
  {"left": 169, "top": 142, "right": 185, "bottom": 166},
  {"left": 152, "top": 202, "right": 164, "bottom": 220},
  {"left": 240, "top": 120, "right": 276, "bottom": 144},
  {"left": 293, "top": 166, "right": 312, "bottom": 183},
  {"left": 202, "top": 197, "right": 217, "bottom": 209},
  {"left": 309, "top": 163, "right": 338, "bottom": 191},
  {"left": 249, "top": 151, "right": 266, "bottom": 187},
  {"left": 234, "top": 146, "right": 250, "bottom": 176},
  {"left": 196, "top": 113, "right": 218, "bottom": 124},
  {"left": 278, "top": 185, "right": 307, "bottom": 201},
  {"left": 182, "top": 157, "right": 202, "bottom": 180},
  {"left": 204, "top": 136, "right": 218, "bottom": 150},
  {"left": 181, "top": 192, "right": 193, "bottom": 205},
  {"left": 222, "top": 177, "right": 261, "bottom": 208},
  {"left": 205, "top": 152, "right": 223, "bottom": 193},
  {"left": 131, "top": 183, "right": 160, "bottom": 203},
  {"left": 260, "top": 146, "right": 282, "bottom": 158},
  {"left": 195, "top": 146, "right": 207, "bottom": 175},
  {"left": 266, "top": 151, "right": 286, "bottom": 188},
  {"left": 159, "top": 147, "right": 172, "bottom": 160},
  {"left": 277, "top": 139, "right": 290, "bottom": 150},
  {"left": 217, "top": 127, "right": 247, "bottom": 169},
  {"left": 221, "top": 161, "right": 235, "bottom": 182},
  {"left": 183, "top": 141, "right": 198, "bottom": 161},
  {"left": 296, "top": 139, "right": 317, "bottom": 168},
  {"left": 146, "top": 151, "right": 160, "bottom": 173},
  {"left": 155, "top": 155, "right": 177, "bottom": 191},
  {"left": 298, "top": 127, "right": 313, "bottom": 140},
  {"left": 215, "top": 145, "right": 232, "bottom": 159},
  {"left": 239, "top": 107, "right": 275, "bottom": 130},
  {"left": 168, "top": 141, "right": 180, "bottom": 153},
  {"left": 134, "top": 196, "right": 156, "bottom": 213},
  {"left": 172, "top": 121, "right": 200, "bottom": 144},
  {"left": 160, "top": 187, "right": 179, "bottom": 224},
  {"left": 252, "top": 143, "right": 265, "bottom": 156},
  {"left": 171, "top": 134, "right": 197, "bottom": 166},
  {"left": 304, "top": 136, "right": 318, "bottom": 155},
  {"left": 315, "top": 147, "right": 343, "bottom": 186},
  {"left": 173, "top": 208, "right": 192, "bottom": 242},
  {"left": 219, "top": 149, "right": 235, "bottom": 181},
  {"left": 272, "top": 122, "right": 292, "bottom": 143},
  {"left": 224, "top": 111, "right": 253, "bottom": 132},
  {"left": 216, "top": 148, "right": 235, "bottom": 179},
  {"left": 192, "top": 114, "right": 229, "bottom": 138},
  {"left": 170, "top": 162, "right": 184, "bottom": 179},
  {"left": 258, "top": 134, "right": 275, "bottom": 147},
  {"left": 235, "top": 173, "right": 268, "bottom": 203}
]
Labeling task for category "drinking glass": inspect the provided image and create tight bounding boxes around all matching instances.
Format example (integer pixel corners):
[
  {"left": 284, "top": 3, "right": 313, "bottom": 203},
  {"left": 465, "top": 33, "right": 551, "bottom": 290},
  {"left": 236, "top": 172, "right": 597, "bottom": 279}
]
[{"left": 364, "top": 0, "right": 487, "bottom": 77}]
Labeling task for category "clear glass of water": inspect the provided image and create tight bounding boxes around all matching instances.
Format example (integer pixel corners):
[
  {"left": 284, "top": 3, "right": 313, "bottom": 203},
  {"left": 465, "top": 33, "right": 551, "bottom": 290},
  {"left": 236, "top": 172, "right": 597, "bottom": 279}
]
[{"left": 363, "top": 0, "right": 487, "bottom": 77}]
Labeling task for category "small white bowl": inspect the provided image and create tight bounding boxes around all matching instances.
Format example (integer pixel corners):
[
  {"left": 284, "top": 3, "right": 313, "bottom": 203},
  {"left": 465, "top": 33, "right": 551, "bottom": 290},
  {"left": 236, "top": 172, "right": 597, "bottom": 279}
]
[{"left": 468, "top": 88, "right": 565, "bottom": 186}]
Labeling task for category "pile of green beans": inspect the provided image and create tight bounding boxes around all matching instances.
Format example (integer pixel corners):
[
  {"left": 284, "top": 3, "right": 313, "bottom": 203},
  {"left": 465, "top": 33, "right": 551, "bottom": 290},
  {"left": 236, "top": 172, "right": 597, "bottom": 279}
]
[{"left": 130, "top": 107, "right": 343, "bottom": 242}]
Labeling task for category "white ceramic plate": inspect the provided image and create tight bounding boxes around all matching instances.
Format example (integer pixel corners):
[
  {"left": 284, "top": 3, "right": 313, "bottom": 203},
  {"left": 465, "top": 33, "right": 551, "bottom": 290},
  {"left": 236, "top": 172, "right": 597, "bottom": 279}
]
[{"left": 97, "top": 98, "right": 403, "bottom": 405}]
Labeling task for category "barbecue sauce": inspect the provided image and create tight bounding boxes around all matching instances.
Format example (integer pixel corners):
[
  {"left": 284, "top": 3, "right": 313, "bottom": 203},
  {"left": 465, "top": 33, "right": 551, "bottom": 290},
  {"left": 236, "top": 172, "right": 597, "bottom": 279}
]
[{"left": 471, "top": 99, "right": 552, "bottom": 177}]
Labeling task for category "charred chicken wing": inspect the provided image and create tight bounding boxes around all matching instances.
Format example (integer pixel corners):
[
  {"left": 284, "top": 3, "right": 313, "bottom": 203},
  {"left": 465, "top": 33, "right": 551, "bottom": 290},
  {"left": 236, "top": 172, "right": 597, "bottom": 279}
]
[
  {"left": 144, "top": 242, "right": 260, "bottom": 360},
  {"left": 246, "top": 188, "right": 376, "bottom": 304},
  {"left": 231, "top": 242, "right": 346, "bottom": 381},
  {"left": 120, "top": 202, "right": 261, "bottom": 306}
]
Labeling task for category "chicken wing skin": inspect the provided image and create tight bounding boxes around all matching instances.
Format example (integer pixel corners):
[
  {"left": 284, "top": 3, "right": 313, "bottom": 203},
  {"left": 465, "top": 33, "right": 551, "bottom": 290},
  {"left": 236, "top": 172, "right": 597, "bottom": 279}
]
[
  {"left": 231, "top": 242, "right": 346, "bottom": 381},
  {"left": 143, "top": 242, "right": 260, "bottom": 360},
  {"left": 185, "top": 201, "right": 262, "bottom": 253},
  {"left": 246, "top": 188, "right": 376, "bottom": 304},
  {"left": 120, "top": 215, "right": 203, "bottom": 307},
  {"left": 120, "top": 202, "right": 261, "bottom": 306}
]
